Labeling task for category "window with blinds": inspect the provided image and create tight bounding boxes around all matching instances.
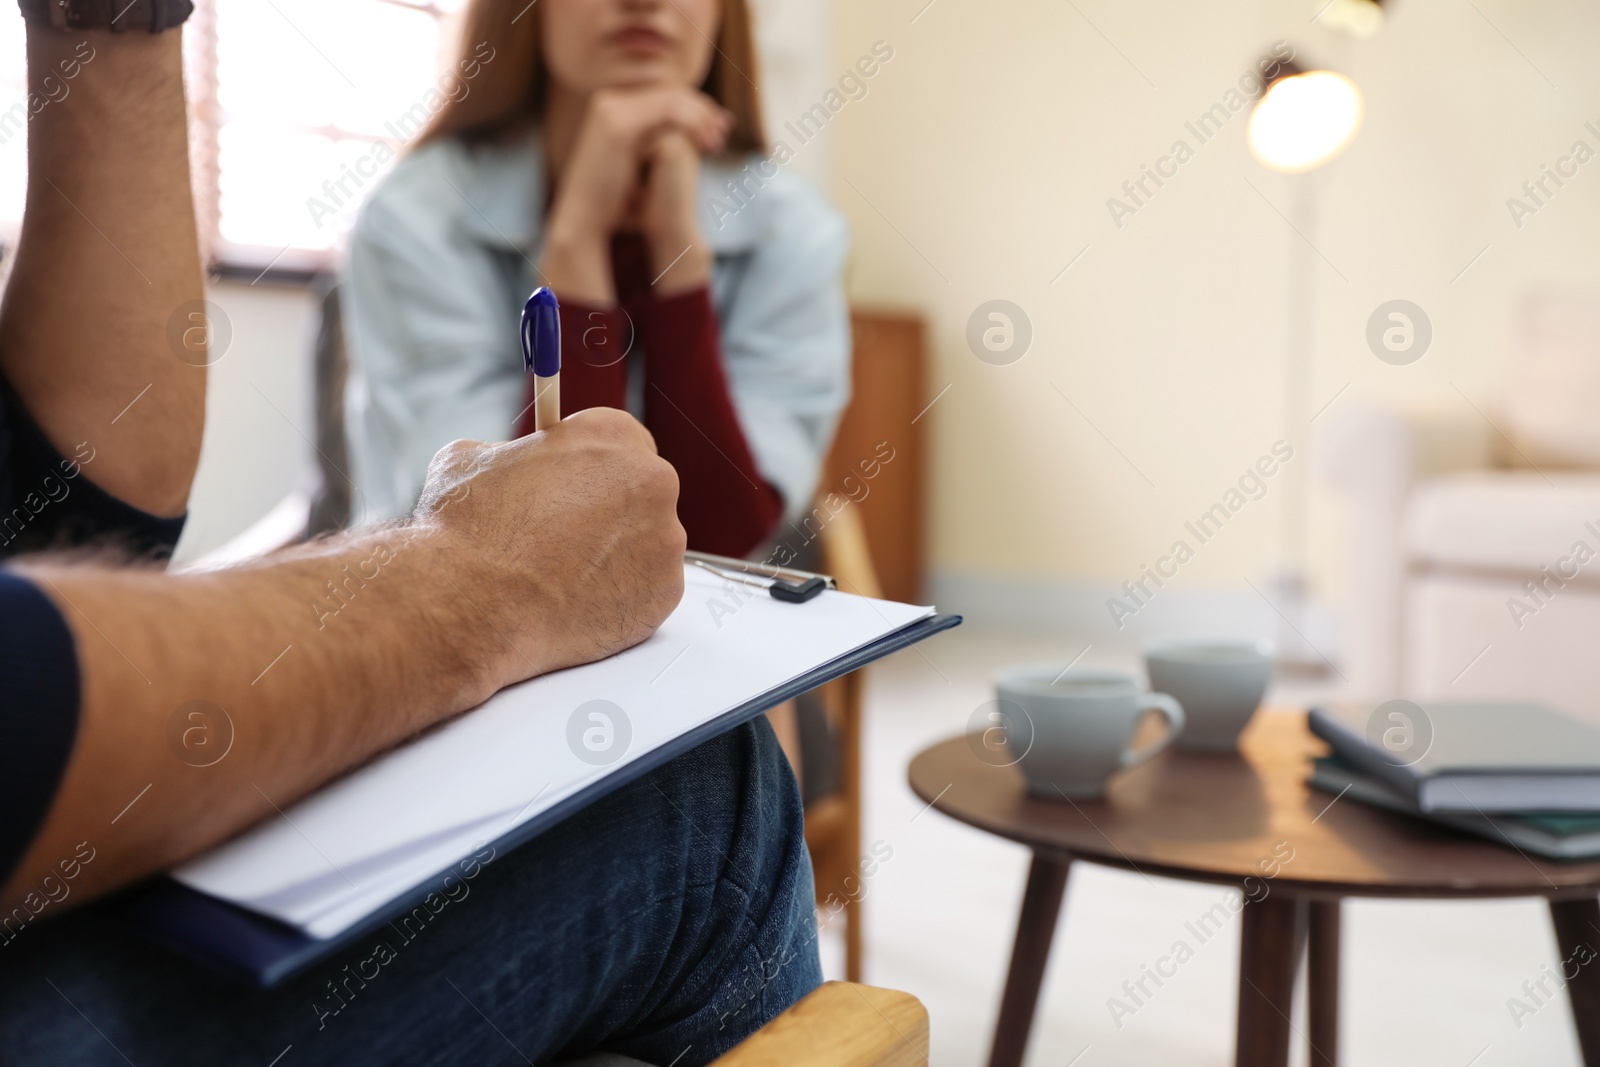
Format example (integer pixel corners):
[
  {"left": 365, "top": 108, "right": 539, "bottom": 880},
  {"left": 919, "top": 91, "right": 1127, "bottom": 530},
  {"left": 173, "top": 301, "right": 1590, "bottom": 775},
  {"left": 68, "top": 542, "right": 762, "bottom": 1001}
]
[{"left": 0, "top": 0, "right": 466, "bottom": 273}]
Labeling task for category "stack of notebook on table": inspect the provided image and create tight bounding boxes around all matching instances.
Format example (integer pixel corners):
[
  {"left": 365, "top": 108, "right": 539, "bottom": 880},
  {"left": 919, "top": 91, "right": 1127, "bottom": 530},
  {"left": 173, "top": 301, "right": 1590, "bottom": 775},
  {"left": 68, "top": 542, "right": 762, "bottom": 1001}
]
[{"left": 1307, "top": 701, "right": 1600, "bottom": 861}]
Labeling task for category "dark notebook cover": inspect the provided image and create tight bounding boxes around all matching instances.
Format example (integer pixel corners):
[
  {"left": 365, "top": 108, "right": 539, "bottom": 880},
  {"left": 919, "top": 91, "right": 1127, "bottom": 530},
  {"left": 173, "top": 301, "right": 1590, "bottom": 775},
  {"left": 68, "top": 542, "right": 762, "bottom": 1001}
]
[
  {"left": 1308, "top": 755, "right": 1600, "bottom": 860},
  {"left": 1308, "top": 701, "right": 1600, "bottom": 813}
]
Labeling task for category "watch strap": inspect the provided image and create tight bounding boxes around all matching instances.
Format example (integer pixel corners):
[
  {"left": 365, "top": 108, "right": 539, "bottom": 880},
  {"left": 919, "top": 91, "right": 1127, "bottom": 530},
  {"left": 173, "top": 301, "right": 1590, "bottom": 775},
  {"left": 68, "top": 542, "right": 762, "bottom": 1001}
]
[{"left": 18, "top": 0, "right": 196, "bottom": 33}]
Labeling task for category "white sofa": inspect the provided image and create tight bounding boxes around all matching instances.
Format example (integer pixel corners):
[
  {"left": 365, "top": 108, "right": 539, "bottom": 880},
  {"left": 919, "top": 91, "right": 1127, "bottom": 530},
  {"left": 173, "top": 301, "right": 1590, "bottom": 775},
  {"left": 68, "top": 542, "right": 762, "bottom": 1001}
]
[{"left": 1318, "top": 294, "right": 1600, "bottom": 721}]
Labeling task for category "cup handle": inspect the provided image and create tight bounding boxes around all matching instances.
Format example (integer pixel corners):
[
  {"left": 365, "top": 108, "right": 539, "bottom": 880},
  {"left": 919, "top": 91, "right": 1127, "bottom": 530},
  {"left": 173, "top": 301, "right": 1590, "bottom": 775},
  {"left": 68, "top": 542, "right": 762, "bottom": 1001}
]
[{"left": 1120, "top": 693, "right": 1186, "bottom": 768}]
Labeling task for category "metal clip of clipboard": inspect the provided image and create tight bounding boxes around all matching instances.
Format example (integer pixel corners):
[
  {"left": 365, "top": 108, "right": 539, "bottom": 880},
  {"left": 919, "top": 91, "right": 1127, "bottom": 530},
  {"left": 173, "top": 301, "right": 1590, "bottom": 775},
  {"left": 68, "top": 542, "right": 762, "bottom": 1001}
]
[{"left": 685, "top": 550, "right": 835, "bottom": 604}]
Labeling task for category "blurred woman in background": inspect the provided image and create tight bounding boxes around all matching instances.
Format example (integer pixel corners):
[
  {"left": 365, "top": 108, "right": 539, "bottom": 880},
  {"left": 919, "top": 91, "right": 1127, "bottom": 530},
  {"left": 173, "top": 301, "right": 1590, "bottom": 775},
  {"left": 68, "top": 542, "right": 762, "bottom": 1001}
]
[{"left": 342, "top": 0, "right": 851, "bottom": 561}]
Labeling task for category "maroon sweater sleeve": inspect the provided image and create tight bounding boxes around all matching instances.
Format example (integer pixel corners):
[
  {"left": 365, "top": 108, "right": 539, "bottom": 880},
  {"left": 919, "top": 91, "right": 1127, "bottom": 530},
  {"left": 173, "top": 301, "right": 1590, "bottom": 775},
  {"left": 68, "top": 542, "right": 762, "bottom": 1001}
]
[
  {"left": 639, "top": 286, "right": 783, "bottom": 558},
  {"left": 513, "top": 302, "right": 629, "bottom": 438}
]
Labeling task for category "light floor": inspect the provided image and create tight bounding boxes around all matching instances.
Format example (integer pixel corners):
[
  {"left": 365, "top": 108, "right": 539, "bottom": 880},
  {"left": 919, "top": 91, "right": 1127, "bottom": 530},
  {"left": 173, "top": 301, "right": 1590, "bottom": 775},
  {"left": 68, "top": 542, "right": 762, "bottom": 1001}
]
[{"left": 814, "top": 626, "right": 1585, "bottom": 1067}]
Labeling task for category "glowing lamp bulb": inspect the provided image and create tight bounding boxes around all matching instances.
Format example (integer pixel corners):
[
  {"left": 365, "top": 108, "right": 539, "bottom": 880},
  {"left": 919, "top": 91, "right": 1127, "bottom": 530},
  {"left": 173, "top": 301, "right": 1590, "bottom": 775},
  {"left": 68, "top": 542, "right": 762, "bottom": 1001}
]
[{"left": 1248, "top": 70, "right": 1364, "bottom": 173}]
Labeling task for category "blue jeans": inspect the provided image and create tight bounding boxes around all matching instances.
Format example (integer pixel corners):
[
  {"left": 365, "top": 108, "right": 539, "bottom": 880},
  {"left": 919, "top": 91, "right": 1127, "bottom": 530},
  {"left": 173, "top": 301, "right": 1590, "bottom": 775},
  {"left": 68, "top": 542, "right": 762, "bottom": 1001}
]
[{"left": 0, "top": 719, "right": 822, "bottom": 1066}]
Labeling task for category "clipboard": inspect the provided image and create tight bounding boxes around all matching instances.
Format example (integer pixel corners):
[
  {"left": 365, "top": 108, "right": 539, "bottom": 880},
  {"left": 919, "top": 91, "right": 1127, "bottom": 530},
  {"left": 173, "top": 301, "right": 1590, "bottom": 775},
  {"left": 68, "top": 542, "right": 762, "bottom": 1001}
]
[
  {"left": 684, "top": 550, "right": 834, "bottom": 603},
  {"left": 123, "top": 611, "right": 961, "bottom": 988}
]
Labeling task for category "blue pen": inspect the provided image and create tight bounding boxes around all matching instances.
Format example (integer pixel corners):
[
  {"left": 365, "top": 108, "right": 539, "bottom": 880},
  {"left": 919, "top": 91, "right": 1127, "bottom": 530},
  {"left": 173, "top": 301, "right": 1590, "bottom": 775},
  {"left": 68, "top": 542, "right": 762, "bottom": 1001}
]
[{"left": 522, "top": 287, "right": 561, "bottom": 432}]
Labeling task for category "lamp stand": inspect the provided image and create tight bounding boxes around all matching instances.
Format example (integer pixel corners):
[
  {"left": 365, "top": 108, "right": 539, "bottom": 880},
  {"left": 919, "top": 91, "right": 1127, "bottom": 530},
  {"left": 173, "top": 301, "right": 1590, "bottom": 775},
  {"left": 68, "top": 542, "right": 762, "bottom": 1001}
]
[{"left": 1269, "top": 173, "right": 1332, "bottom": 677}]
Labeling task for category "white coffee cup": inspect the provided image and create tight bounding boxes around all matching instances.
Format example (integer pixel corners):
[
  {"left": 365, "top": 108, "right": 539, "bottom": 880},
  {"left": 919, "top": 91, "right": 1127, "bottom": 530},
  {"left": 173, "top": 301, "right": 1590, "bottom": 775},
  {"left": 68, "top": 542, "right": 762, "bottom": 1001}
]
[
  {"left": 995, "top": 665, "right": 1185, "bottom": 799},
  {"left": 1143, "top": 639, "right": 1274, "bottom": 752}
]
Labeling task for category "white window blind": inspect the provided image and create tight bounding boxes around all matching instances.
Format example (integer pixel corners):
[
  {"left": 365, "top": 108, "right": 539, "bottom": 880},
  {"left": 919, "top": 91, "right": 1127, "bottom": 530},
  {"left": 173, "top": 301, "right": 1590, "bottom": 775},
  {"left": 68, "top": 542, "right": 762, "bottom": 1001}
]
[{"left": 0, "top": 0, "right": 465, "bottom": 273}]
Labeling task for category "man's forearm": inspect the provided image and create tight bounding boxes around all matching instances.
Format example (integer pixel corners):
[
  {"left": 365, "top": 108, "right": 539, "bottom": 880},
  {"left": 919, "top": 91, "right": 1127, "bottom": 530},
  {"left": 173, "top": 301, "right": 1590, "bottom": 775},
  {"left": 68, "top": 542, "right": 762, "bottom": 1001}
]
[
  {"left": 0, "top": 25, "right": 204, "bottom": 517},
  {"left": 0, "top": 523, "right": 502, "bottom": 910},
  {"left": 0, "top": 414, "right": 687, "bottom": 917}
]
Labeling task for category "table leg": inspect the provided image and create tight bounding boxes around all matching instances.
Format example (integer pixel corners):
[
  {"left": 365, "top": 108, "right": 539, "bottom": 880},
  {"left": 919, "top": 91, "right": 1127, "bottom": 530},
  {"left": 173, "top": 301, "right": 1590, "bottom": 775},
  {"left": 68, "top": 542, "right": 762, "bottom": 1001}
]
[
  {"left": 1307, "top": 900, "right": 1340, "bottom": 1067},
  {"left": 1236, "top": 894, "right": 1307, "bottom": 1067},
  {"left": 1549, "top": 897, "right": 1600, "bottom": 1067},
  {"left": 987, "top": 852, "right": 1071, "bottom": 1067}
]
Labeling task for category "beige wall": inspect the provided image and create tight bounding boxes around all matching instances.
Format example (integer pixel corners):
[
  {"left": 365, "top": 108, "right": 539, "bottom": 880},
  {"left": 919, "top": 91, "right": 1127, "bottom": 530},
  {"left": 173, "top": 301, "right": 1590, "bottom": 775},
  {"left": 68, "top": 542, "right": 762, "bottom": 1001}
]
[
  {"left": 749, "top": 0, "right": 836, "bottom": 187},
  {"left": 832, "top": 0, "right": 1600, "bottom": 606}
]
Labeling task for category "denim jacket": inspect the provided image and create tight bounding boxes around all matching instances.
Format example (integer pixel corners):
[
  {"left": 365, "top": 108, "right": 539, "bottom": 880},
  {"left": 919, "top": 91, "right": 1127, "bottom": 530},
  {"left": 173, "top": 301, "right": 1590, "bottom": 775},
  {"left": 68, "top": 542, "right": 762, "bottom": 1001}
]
[{"left": 341, "top": 127, "right": 852, "bottom": 524}]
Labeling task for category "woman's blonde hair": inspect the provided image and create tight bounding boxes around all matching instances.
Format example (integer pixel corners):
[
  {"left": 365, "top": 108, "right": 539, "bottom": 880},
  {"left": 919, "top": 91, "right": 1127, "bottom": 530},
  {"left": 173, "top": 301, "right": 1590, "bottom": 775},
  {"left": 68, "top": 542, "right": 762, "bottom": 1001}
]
[{"left": 418, "top": 0, "right": 766, "bottom": 152}]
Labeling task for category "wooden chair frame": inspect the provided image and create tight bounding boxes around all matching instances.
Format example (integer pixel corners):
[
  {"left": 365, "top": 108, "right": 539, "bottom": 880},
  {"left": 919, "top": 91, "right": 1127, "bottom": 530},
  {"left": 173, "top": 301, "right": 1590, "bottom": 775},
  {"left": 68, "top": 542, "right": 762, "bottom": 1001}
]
[
  {"left": 803, "top": 504, "right": 883, "bottom": 982},
  {"left": 711, "top": 982, "right": 927, "bottom": 1067}
]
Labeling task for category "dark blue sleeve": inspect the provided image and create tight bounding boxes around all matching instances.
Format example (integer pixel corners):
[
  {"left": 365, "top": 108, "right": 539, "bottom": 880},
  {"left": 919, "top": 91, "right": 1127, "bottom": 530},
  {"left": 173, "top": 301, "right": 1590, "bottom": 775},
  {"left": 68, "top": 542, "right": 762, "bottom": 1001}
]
[
  {"left": 0, "top": 377, "right": 186, "bottom": 888},
  {"left": 0, "top": 569, "right": 81, "bottom": 889},
  {"left": 0, "top": 378, "right": 186, "bottom": 561}
]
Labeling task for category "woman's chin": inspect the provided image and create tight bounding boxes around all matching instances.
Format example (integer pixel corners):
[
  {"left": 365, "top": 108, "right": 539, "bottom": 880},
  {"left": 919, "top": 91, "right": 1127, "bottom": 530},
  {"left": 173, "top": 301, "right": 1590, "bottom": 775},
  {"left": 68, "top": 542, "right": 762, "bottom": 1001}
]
[{"left": 589, "top": 60, "right": 695, "bottom": 93}]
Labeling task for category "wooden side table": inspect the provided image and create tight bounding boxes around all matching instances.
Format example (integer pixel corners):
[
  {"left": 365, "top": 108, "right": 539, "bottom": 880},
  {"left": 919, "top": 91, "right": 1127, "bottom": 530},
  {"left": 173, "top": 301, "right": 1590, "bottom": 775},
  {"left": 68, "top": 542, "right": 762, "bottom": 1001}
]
[{"left": 908, "top": 712, "right": 1600, "bottom": 1067}]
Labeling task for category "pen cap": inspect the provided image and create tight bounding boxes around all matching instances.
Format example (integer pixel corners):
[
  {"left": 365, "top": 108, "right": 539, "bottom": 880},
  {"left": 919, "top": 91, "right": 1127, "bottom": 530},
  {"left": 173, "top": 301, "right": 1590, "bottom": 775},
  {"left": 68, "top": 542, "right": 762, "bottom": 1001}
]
[{"left": 521, "top": 287, "right": 561, "bottom": 376}]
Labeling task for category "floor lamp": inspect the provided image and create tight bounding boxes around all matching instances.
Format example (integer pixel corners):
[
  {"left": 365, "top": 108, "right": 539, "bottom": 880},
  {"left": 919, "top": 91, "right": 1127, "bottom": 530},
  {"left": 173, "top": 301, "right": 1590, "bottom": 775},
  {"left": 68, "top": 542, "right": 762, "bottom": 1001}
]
[{"left": 1247, "top": 59, "right": 1364, "bottom": 673}]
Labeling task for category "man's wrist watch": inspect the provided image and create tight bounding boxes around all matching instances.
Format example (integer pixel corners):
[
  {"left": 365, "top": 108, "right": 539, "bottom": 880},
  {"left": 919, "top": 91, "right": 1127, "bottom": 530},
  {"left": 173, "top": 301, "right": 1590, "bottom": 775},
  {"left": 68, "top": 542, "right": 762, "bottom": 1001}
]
[{"left": 18, "top": 0, "right": 195, "bottom": 33}]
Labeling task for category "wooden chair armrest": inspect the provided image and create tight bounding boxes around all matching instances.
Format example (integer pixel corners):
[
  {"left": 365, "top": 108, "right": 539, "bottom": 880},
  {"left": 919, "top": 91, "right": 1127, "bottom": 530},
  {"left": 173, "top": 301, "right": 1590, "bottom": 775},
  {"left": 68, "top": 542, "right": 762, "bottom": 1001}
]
[
  {"left": 819, "top": 503, "right": 884, "bottom": 600},
  {"left": 710, "top": 982, "right": 928, "bottom": 1067}
]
